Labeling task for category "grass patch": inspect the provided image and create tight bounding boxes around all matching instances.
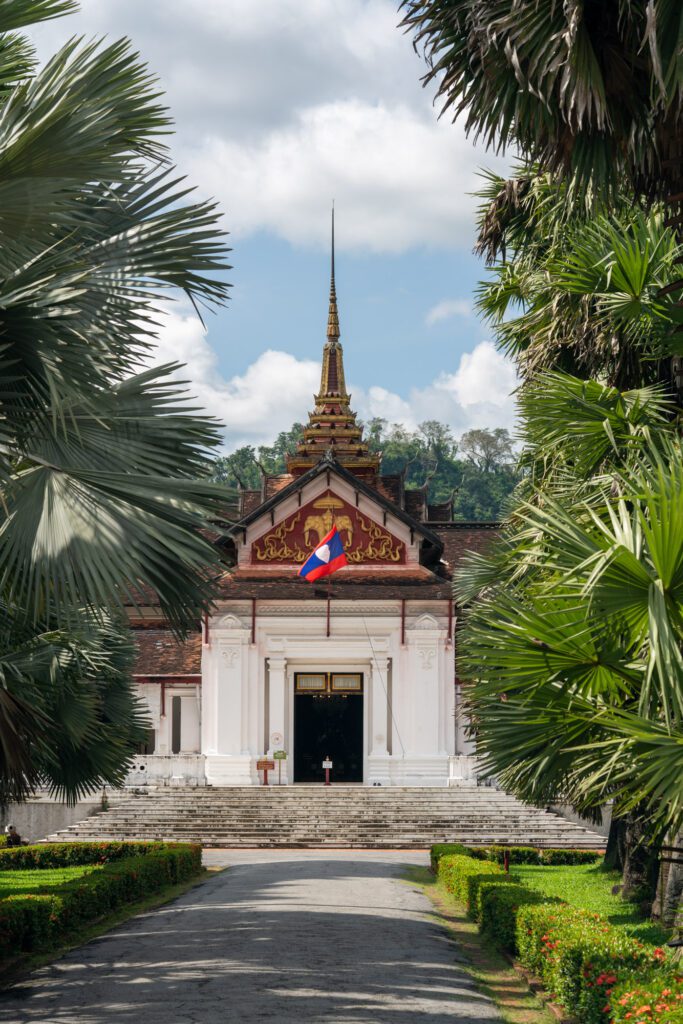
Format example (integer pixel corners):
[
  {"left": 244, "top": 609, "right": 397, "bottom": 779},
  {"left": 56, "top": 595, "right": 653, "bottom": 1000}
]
[
  {"left": 404, "top": 865, "right": 558, "bottom": 1024},
  {"left": 0, "top": 866, "right": 99, "bottom": 896},
  {"left": 512, "top": 863, "right": 669, "bottom": 945}
]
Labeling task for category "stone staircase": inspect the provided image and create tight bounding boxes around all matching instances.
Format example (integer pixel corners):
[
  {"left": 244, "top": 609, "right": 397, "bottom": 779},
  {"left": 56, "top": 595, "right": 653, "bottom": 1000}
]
[{"left": 47, "top": 786, "right": 606, "bottom": 849}]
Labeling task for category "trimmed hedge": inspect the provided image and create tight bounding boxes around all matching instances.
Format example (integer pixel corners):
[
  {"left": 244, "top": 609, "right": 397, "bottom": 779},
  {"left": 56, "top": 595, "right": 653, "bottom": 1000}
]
[
  {"left": 0, "top": 843, "right": 202, "bottom": 956},
  {"left": 437, "top": 853, "right": 520, "bottom": 919},
  {"left": 430, "top": 843, "right": 601, "bottom": 870},
  {"left": 0, "top": 841, "right": 183, "bottom": 871},
  {"left": 609, "top": 970, "right": 683, "bottom": 1023},
  {"left": 431, "top": 844, "right": 675, "bottom": 1024},
  {"left": 478, "top": 882, "right": 551, "bottom": 952}
]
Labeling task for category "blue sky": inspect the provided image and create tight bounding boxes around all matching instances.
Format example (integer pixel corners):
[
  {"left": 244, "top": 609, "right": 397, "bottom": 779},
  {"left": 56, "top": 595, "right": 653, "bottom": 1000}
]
[{"left": 33, "top": 0, "right": 518, "bottom": 451}]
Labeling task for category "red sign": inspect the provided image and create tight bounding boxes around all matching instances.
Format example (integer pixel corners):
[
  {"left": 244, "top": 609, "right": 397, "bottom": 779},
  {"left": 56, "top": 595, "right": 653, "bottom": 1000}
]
[
  {"left": 256, "top": 759, "right": 275, "bottom": 771},
  {"left": 251, "top": 490, "right": 405, "bottom": 565}
]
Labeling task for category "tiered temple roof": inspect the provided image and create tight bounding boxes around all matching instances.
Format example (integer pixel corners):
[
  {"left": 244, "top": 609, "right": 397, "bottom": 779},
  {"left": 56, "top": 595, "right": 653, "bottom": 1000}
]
[{"left": 286, "top": 211, "right": 380, "bottom": 483}]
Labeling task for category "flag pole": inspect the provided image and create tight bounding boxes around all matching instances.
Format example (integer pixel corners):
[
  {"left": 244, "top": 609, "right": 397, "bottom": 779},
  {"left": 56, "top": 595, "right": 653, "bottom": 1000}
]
[{"left": 326, "top": 576, "right": 331, "bottom": 637}]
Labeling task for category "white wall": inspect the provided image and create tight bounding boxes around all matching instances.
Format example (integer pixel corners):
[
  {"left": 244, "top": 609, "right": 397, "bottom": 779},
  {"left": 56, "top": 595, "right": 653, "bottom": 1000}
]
[{"left": 201, "top": 600, "right": 456, "bottom": 787}]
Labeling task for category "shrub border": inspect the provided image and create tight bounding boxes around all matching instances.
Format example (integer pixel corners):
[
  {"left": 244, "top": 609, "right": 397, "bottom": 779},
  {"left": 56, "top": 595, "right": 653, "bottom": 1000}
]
[
  {"left": 0, "top": 842, "right": 202, "bottom": 956},
  {"left": 431, "top": 846, "right": 679, "bottom": 1024}
]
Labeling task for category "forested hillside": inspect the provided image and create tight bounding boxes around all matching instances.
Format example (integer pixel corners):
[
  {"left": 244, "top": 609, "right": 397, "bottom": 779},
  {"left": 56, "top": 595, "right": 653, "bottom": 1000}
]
[{"left": 211, "top": 421, "right": 520, "bottom": 522}]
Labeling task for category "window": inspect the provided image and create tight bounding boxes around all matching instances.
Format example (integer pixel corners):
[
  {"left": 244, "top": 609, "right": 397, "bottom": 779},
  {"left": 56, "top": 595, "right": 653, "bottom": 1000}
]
[
  {"left": 295, "top": 673, "right": 327, "bottom": 692},
  {"left": 137, "top": 729, "right": 156, "bottom": 755},
  {"left": 331, "top": 673, "right": 362, "bottom": 693},
  {"left": 294, "top": 672, "right": 363, "bottom": 694}
]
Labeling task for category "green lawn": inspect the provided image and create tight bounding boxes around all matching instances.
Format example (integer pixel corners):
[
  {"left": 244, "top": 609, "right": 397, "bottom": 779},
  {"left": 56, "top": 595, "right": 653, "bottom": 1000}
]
[
  {"left": 0, "top": 865, "right": 99, "bottom": 897},
  {"left": 513, "top": 863, "right": 668, "bottom": 946}
]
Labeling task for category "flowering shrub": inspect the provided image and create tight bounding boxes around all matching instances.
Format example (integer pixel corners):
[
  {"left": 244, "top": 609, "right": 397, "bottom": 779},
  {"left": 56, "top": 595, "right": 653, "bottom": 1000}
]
[
  {"left": 516, "top": 903, "right": 668, "bottom": 1024},
  {"left": 0, "top": 843, "right": 202, "bottom": 957},
  {"left": 609, "top": 971, "right": 683, "bottom": 1023}
]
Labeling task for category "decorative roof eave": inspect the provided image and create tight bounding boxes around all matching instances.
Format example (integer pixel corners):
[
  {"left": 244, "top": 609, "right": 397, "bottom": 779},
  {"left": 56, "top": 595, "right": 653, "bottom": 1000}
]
[{"left": 228, "top": 451, "right": 444, "bottom": 550}]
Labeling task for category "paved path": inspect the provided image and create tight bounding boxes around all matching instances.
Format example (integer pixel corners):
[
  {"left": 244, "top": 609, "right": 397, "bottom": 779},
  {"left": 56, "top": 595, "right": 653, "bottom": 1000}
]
[{"left": 0, "top": 850, "right": 501, "bottom": 1023}]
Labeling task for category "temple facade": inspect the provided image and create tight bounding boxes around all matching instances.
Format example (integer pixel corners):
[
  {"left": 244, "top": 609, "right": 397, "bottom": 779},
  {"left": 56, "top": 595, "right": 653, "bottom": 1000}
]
[{"left": 127, "top": 233, "right": 497, "bottom": 788}]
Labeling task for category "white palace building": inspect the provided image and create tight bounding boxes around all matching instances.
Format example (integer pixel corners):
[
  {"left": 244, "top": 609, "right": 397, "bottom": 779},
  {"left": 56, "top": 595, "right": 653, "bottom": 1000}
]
[{"left": 127, "top": 247, "right": 497, "bottom": 789}]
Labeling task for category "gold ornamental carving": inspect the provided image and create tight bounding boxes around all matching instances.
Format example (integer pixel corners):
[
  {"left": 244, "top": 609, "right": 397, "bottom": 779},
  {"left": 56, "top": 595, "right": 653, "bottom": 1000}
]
[
  {"left": 347, "top": 514, "right": 402, "bottom": 563},
  {"left": 253, "top": 512, "right": 308, "bottom": 562},
  {"left": 252, "top": 492, "right": 404, "bottom": 564}
]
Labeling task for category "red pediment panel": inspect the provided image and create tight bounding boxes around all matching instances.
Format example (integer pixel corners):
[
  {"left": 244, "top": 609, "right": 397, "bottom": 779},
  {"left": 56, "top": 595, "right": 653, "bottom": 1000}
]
[{"left": 251, "top": 490, "right": 405, "bottom": 565}]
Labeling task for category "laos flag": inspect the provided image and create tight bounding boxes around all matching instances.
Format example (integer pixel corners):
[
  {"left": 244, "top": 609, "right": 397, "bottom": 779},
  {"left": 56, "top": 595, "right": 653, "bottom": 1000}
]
[{"left": 298, "top": 525, "right": 348, "bottom": 582}]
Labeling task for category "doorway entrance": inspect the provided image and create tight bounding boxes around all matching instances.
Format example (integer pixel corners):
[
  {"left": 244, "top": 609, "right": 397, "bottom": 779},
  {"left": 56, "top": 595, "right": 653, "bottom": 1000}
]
[{"left": 293, "top": 673, "right": 363, "bottom": 783}]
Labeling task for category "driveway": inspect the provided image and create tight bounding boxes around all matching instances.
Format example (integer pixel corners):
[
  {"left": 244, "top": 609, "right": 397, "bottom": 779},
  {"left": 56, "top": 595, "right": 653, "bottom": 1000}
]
[{"left": 0, "top": 849, "right": 501, "bottom": 1023}]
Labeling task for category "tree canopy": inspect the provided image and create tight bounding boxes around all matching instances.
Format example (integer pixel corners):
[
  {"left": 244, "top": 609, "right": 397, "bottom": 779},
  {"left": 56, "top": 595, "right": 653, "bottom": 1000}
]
[{"left": 211, "top": 422, "right": 520, "bottom": 523}]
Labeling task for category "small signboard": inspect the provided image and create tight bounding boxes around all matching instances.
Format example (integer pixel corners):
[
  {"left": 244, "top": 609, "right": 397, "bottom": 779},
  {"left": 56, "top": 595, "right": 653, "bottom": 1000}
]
[
  {"left": 257, "top": 759, "right": 275, "bottom": 771},
  {"left": 273, "top": 750, "right": 287, "bottom": 761},
  {"left": 322, "top": 759, "right": 333, "bottom": 769}
]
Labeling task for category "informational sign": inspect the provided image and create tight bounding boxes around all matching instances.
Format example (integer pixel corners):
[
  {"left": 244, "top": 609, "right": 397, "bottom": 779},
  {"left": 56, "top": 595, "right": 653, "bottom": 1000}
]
[
  {"left": 257, "top": 759, "right": 275, "bottom": 771},
  {"left": 322, "top": 759, "right": 333, "bottom": 769},
  {"left": 273, "top": 750, "right": 287, "bottom": 761}
]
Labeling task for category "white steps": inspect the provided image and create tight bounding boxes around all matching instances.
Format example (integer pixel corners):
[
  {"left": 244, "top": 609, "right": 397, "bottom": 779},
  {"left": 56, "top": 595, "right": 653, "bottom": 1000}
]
[{"left": 47, "top": 787, "right": 605, "bottom": 849}]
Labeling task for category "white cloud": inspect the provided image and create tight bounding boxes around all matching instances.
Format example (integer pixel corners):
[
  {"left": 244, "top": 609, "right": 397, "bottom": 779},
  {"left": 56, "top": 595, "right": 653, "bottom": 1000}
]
[
  {"left": 148, "top": 307, "right": 319, "bottom": 450},
  {"left": 353, "top": 341, "right": 518, "bottom": 436},
  {"left": 29, "top": 0, "right": 509, "bottom": 253},
  {"left": 185, "top": 101, "right": 502, "bottom": 252},
  {"left": 148, "top": 310, "right": 517, "bottom": 449},
  {"left": 425, "top": 299, "right": 472, "bottom": 326}
]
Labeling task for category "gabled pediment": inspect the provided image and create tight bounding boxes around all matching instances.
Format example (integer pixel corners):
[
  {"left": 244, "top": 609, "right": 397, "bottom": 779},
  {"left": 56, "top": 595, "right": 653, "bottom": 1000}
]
[{"left": 250, "top": 488, "right": 405, "bottom": 566}]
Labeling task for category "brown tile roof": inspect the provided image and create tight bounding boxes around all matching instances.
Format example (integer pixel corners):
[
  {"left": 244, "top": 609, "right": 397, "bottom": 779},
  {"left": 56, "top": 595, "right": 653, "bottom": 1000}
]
[
  {"left": 240, "top": 490, "right": 263, "bottom": 516},
  {"left": 431, "top": 523, "right": 499, "bottom": 579},
  {"left": 377, "top": 474, "right": 402, "bottom": 506},
  {"left": 132, "top": 629, "right": 202, "bottom": 676},
  {"left": 265, "top": 474, "right": 295, "bottom": 497},
  {"left": 405, "top": 490, "right": 426, "bottom": 520},
  {"left": 427, "top": 501, "right": 453, "bottom": 522}
]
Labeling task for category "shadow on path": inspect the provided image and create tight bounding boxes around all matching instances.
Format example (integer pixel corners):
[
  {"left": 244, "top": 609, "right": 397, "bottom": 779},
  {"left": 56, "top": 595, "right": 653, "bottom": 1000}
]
[{"left": 0, "top": 853, "right": 501, "bottom": 1024}]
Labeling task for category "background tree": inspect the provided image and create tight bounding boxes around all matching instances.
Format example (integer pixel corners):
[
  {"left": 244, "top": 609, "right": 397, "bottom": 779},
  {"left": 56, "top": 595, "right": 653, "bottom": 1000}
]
[
  {"left": 211, "top": 419, "right": 520, "bottom": 521},
  {"left": 0, "top": 0, "right": 231, "bottom": 802},
  {"left": 460, "top": 428, "right": 514, "bottom": 473}
]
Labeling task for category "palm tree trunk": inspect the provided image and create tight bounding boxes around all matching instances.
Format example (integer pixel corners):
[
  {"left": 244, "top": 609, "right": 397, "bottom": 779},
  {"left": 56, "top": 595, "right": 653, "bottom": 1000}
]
[{"left": 620, "top": 808, "right": 660, "bottom": 904}]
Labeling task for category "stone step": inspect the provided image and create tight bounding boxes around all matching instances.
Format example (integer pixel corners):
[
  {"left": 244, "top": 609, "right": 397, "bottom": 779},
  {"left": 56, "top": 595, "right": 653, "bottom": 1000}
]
[{"left": 45, "top": 786, "right": 606, "bottom": 849}]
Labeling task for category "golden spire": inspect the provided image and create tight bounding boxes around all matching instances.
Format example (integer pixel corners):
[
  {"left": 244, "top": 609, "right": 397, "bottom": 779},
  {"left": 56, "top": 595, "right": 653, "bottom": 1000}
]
[
  {"left": 286, "top": 205, "right": 379, "bottom": 482},
  {"left": 327, "top": 203, "right": 339, "bottom": 340},
  {"left": 319, "top": 204, "right": 347, "bottom": 399}
]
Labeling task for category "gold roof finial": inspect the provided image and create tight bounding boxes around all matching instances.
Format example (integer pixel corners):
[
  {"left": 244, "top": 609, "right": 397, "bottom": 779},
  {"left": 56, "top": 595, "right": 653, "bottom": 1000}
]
[{"left": 327, "top": 201, "right": 339, "bottom": 340}]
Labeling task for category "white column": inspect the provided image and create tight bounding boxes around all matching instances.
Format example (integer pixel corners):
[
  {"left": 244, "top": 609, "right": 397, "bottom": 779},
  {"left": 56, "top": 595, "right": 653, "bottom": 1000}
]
[
  {"left": 367, "top": 652, "right": 391, "bottom": 785},
  {"left": 203, "top": 613, "right": 254, "bottom": 785},
  {"left": 267, "top": 653, "right": 289, "bottom": 783},
  {"left": 370, "top": 657, "right": 389, "bottom": 756},
  {"left": 401, "top": 615, "right": 449, "bottom": 785}
]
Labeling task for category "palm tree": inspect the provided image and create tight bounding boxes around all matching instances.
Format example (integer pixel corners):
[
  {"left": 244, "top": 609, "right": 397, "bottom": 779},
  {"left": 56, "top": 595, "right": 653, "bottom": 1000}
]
[
  {"left": 456, "top": 372, "right": 683, "bottom": 889},
  {"left": 475, "top": 172, "right": 683, "bottom": 387},
  {"left": 401, "top": 1, "right": 683, "bottom": 202},
  {"left": 0, "top": 1, "right": 231, "bottom": 801}
]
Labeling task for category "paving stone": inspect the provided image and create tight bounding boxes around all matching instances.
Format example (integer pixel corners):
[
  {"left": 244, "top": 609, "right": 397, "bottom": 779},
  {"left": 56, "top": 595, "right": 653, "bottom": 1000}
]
[{"left": 0, "top": 850, "right": 502, "bottom": 1024}]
